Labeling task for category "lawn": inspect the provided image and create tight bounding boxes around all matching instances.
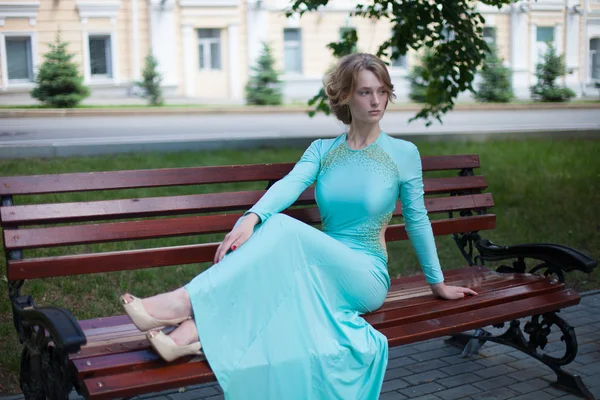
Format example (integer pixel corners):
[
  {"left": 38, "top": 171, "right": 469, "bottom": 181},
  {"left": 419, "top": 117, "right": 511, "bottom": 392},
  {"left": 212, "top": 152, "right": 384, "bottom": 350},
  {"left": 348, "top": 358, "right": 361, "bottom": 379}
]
[{"left": 0, "top": 137, "right": 599, "bottom": 394}]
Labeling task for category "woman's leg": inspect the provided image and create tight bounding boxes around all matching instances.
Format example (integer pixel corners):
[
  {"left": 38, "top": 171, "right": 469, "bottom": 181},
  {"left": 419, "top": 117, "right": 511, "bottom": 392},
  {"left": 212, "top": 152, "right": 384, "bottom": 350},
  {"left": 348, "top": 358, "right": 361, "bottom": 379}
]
[
  {"left": 123, "top": 287, "right": 193, "bottom": 321},
  {"left": 154, "top": 319, "right": 200, "bottom": 346}
]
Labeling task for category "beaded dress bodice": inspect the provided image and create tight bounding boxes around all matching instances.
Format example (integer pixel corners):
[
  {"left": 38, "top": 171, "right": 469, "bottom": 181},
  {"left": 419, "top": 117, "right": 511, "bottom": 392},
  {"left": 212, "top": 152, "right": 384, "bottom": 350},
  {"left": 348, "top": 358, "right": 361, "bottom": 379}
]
[{"left": 244, "top": 131, "right": 444, "bottom": 285}]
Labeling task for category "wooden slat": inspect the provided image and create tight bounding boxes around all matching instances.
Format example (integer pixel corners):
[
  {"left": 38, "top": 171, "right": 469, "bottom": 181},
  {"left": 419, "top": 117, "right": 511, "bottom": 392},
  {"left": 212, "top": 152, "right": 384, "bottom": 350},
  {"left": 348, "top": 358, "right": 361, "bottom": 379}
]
[
  {"left": 7, "top": 215, "right": 496, "bottom": 279},
  {"left": 420, "top": 154, "right": 480, "bottom": 171},
  {"left": 0, "top": 155, "right": 480, "bottom": 197},
  {"left": 0, "top": 164, "right": 292, "bottom": 196},
  {"left": 1, "top": 178, "right": 489, "bottom": 226},
  {"left": 3, "top": 194, "right": 494, "bottom": 248},
  {"left": 381, "top": 289, "right": 580, "bottom": 346},
  {"left": 81, "top": 289, "right": 578, "bottom": 400},
  {"left": 82, "top": 359, "right": 214, "bottom": 400}
]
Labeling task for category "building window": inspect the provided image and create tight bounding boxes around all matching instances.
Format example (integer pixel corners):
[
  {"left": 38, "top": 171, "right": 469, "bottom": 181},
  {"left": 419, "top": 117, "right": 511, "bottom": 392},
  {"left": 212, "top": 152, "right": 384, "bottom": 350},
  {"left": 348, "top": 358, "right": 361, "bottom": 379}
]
[
  {"left": 6, "top": 36, "right": 33, "bottom": 82},
  {"left": 390, "top": 47, "right": 407, "bottom": 68},
  {"left": 339, "top": 27, "right": 357, "bottom": 53},
  {"left": 483, "top": 27, "right": 496, "bottom": 45},
  {"left": 283, "top": 28, "right": 302, "bottom": 74},
  {"left": 198, "top": 29, "right": 221, "bottom": 70},
  {"left": 591, "top": 38, "right": 600, "bottom": 80},
  {"left": 537, "top": 27, "right": 554, "bottom": 43},
  {"left": 89, "top": 35, "right": 112, "bottom": 78},
  {"left": 535, "top": 26, "right": 555, "bottom": 66},
  {"left": 441, "top": 26, "right": 455, "bottom": 42}
]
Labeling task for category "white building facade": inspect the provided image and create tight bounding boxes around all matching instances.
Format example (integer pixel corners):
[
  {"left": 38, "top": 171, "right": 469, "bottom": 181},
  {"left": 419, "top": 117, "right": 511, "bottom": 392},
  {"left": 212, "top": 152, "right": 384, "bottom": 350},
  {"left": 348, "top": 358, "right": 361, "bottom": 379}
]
[{"left": 0, "top": 0, "right": 599, "bottom": 103}]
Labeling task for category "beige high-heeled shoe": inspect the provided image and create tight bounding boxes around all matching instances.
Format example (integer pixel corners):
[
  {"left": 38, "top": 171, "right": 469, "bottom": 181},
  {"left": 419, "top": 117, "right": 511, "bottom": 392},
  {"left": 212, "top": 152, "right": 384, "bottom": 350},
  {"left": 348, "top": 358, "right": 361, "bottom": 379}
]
[
  {"left": 120, "top": 294, "right": 191, "bottom": 332},
  {"left": 147, "top": 330, "right": 203, "bottom": 362}
]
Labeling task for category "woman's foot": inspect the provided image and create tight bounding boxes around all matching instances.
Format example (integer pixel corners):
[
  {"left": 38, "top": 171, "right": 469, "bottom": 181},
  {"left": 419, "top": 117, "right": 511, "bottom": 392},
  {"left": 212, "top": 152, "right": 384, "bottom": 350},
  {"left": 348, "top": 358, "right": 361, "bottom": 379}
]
[
  {"left": 147, "top": 320, "right": 203, "bottom": 362},
  {"left": 120, "top": 292, "right": 192, "bottom": 332}
]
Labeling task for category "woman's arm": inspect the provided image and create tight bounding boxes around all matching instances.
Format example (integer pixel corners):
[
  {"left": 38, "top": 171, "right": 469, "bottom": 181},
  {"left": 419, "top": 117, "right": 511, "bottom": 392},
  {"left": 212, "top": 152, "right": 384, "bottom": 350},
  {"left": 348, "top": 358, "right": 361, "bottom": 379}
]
[
  {"left": 399, "top": 144, "right": 477, "bottom": 299},
  {"left": 243, "top": 139, "right": 321, "bottom": 224},
  {"left": 213, "top": 140, "right": 322, "bottom": 263}
]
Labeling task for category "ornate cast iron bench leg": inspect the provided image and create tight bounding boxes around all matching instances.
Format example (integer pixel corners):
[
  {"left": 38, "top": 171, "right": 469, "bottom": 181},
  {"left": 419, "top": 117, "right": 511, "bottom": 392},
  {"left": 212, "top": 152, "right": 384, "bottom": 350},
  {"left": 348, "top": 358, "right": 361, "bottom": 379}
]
[{"left": 446, "top": 312, "right": 593, "bottom": 399}]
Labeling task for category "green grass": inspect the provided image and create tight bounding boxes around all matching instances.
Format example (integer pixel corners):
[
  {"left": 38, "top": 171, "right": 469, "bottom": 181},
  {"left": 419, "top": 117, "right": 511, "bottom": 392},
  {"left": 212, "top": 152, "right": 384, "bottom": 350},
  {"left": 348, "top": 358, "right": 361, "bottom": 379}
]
[{"left": 0, "top": 138, "right": 599, "bottom": 394}]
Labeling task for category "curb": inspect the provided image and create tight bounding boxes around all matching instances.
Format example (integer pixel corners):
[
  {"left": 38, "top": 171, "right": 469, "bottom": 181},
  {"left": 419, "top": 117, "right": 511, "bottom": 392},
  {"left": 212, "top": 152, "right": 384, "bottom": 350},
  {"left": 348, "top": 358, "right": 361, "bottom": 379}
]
[
  {"left": 1, "top": 128, "right": 598, "bottom": 160},
  {"left": 0, "top": 101, "right": 599, "bottom": 118}
]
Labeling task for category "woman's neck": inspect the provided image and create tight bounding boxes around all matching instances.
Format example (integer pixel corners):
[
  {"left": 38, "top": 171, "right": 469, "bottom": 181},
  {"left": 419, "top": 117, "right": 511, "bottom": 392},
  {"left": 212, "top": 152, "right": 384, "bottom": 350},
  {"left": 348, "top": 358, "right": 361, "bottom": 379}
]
[{"left": 346, "top": 123, "right": 381, "bottom": 150}]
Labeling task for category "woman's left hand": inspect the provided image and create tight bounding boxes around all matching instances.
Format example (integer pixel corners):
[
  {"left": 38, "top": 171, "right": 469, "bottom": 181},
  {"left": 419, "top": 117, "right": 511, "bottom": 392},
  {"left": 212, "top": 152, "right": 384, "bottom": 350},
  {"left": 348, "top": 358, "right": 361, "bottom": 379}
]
[{"left": 430, "top": 282, "right": 478, "bottom": 300}]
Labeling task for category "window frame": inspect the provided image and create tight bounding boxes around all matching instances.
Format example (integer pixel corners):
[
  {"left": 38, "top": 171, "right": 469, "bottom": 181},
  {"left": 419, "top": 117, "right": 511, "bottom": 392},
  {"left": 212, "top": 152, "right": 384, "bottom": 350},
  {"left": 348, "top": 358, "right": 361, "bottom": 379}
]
[
  {"left": 283, "top": 27, "right": 303, "bottom": 75},
  {"left": 0, "top": 31, "right": 37, "bottom": 89},
  {"left": 88, "top": 34, "right": 113, "bottom": 79},
  {"left": 83, "top": 30, "right": 117, "bottom": 85},
  {"left": 197, "top": 28, "right": 222, "bottom": 71}
]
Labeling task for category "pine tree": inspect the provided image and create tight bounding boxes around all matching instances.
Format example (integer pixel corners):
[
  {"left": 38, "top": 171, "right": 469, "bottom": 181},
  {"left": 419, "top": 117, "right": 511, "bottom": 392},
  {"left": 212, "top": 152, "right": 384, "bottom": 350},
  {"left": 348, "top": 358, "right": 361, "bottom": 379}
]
[
  {"left": 31, "top": 33, "right": 90, "bottom": 108},
  {"left": 475, "top": 43, "right": 514, "bottom": 103},
  {"left": 530, "top": 42, "right": 575, "bottom": 102},
  {"left": 245, "top": 42, "right": 283, "bottom": 106},
  {"left": 136, "top": 53, "right": 163, "bottom": 106}
]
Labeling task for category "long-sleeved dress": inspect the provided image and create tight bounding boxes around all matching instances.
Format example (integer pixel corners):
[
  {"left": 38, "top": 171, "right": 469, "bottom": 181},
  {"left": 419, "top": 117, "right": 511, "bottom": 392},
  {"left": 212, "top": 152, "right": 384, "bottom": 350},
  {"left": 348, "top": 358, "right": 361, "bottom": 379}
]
[{"left": 184, "top": 131, "right": 445, "bottom": 399}]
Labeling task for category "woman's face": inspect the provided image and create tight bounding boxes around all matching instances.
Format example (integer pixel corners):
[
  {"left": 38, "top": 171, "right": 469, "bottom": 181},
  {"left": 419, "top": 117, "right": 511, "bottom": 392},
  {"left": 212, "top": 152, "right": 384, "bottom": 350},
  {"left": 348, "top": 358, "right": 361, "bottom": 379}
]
[{"left": 348, "top": 69, "right": 389, "bottom": 125}]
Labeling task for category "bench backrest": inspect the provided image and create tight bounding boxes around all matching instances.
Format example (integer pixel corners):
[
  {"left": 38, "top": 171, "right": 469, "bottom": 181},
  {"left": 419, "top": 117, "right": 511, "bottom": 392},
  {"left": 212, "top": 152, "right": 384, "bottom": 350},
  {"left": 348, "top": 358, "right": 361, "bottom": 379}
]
[{"left": 1, "top": 155, "right": 495, "bottom": 282}]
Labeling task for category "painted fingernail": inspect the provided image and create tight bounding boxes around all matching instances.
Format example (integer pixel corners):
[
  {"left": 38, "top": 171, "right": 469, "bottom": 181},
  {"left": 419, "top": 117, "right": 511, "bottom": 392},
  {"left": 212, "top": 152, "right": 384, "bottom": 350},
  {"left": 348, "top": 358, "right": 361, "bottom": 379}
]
[{"left": 232, "top": 245, "right": 237, "bottom": 250}]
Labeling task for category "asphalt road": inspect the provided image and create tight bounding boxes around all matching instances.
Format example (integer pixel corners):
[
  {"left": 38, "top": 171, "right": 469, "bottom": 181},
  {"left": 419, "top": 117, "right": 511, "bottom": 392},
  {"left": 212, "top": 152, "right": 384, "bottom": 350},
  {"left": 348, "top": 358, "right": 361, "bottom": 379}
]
[{"left": 0, "top": 109, "right": 598, "bottom": 158}]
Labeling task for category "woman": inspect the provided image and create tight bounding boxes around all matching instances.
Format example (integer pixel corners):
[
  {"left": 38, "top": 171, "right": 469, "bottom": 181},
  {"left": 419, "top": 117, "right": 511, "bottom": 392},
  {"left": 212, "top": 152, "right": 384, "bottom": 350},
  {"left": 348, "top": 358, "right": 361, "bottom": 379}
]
[{"left": 121, "top": 53, "right": 477, "bottom": 399}]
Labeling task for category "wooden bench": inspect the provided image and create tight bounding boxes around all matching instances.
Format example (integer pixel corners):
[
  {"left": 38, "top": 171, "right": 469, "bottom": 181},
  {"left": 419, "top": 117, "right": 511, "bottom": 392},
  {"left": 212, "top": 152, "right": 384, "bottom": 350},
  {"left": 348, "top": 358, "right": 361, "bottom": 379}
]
[{"left": 1, "top": 154, "right": 597, "bottom": 400}]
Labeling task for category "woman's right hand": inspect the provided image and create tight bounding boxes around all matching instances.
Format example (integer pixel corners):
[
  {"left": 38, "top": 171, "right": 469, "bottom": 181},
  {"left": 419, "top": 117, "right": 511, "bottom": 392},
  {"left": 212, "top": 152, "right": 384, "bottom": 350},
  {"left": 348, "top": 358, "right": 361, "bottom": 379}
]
[{"left": 213, "top": 213, "right": 260, "bottom": 264}]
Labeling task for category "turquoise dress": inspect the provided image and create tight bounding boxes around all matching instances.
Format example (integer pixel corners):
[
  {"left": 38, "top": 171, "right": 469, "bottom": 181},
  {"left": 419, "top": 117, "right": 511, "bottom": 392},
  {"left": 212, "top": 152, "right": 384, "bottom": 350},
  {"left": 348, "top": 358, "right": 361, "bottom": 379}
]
[{"left": 184, "top": 131, "right": 444, "bottom": 399}]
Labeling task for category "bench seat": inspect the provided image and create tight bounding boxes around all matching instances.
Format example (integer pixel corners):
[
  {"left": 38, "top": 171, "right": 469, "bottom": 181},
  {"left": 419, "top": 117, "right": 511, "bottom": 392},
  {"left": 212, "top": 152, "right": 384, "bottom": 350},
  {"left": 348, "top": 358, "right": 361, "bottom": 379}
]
[{"left": 76, "top": 266, "right": 578, "bottom": 399}]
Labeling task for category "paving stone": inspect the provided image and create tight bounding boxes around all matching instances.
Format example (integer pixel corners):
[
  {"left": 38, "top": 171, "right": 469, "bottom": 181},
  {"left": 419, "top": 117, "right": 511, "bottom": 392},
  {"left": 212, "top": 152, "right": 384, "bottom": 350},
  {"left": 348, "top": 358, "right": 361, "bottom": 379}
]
[
  {"left": 167, "top": 386, "right": 220, "bottom": 399},
  {"left": 379, "top": 391, "right": 409, "bottom": 400},
  {"left": 408, "top": 395, "right": 442, "bottom": 400},
  {"left": 543, "top": 385, "right": 574, "bottom": 397},
  {"left": 474, "top": 354, "right": 518, "bottom": 368},
  {"left": 506, "top": 357, "right": 544, "bottom": 370},
  {"left": 472, "top": 376, "right": 517, "bottom": 391},
  {"left": 390, "top": 345, "right": 420, "bottom": 359},
  {"left": 381, "top": 378, "right": 410, "bottom": 392},
  {"left": 577, "top": 342, "right": 600, "bottom": 355},
  {"left": 432, "top": 383, "right": 482, "bottom": 400},
  {"left": 410, "top": 347, "right": 461, "bottom": 363},
  {"left": 200, "top": 395, "right": 224, "bottom": 400},
  {"left": 503, "top": 350, "right": 530, "bottom": 360},
  {"left": 478, "top": 345, "right": 513, "bottom": 358},
  {"left": 439, "top": 353, "right": 484, "bottom": 366},
  {"left": 509, "top": 378, "right": 550, "bottom": 394},
  {"left": 553, "top": 395, "right": 586, "bottom": 400},
  {"left": 469, "top": 387, "right": 520, "bottom": 400},
  {"left": 403, "top": 369, "right": 449, "bottom": 386},
  {"left": 473, "top": 364, "right": 518, "bottom": 379},
  {"left": 572, "top": 351, "right": 600, "bottom": 365},
  {"left": 405, "top": 359, "right": 450, "bottom": 374},
  {"left": 413, "top": 340, "right": 446, "bottom": 353},
  {"left": 572, "top": 360, "right": 600, "bottom": 376},
  {"left": 437, "top": 372, "right": 484, "bottom": 389},
  {"left": 388, "top": 356, "right": 419, "bottom": 369},
  {"left": 439, "top": 362, "right": 483, "bottom": 377},
  {"left": 398, "top": 382, "right": 445, "bottom": 398},
  {"left": 507, "top": 365, "right": 553, "bottom": 381},
  {"left": 385, "top": 367, "right": 414, "bottom": 380},
  {"left": 508, "top": 390, "right": 558, "bottom": 400}
]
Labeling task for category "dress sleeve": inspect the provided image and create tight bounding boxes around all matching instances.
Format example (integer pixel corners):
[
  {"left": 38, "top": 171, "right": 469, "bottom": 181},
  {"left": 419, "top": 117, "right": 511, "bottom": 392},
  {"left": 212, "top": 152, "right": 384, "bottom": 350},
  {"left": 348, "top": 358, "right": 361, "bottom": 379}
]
[
  {"left": 243, "top": 139, "right": 321, "bottom": 224},
  {"left": 399, "top": 143, "right": 445, "bottom": 285}
]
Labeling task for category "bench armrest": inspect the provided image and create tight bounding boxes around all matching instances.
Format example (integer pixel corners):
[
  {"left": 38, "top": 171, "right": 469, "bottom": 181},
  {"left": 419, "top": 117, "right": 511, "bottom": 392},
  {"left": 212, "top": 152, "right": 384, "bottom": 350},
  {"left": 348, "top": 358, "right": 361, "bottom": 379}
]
[
  {"left": 13, "top": 295, "right": 86, "bottom": 353},
  {"left": 475, "top": 239, "right": 597, "bottom": 278}
]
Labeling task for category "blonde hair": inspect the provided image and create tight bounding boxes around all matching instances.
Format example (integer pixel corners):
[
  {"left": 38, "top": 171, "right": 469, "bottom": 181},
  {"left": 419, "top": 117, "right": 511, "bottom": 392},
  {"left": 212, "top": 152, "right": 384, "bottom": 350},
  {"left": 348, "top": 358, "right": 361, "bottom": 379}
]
[{"left": 323, "top": 53, "right": 396, "bottom": 125}]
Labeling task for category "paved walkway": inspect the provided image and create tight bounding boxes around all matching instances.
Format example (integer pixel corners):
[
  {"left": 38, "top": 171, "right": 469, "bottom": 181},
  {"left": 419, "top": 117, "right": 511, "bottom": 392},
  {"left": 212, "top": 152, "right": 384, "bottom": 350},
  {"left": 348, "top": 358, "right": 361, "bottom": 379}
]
[{"left": 3, "top": 291, "right": 600, "bottom": 400}]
